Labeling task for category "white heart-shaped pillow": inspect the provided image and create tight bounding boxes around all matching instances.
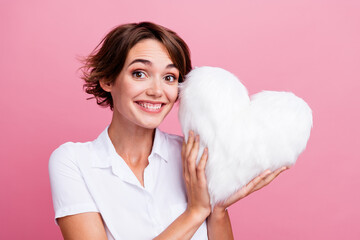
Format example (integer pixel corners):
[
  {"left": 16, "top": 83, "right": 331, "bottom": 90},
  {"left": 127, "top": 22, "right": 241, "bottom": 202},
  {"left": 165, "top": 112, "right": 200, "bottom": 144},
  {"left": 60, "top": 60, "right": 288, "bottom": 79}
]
[{"left": 178, "top": 66, "right": 313, "bottom": 207}]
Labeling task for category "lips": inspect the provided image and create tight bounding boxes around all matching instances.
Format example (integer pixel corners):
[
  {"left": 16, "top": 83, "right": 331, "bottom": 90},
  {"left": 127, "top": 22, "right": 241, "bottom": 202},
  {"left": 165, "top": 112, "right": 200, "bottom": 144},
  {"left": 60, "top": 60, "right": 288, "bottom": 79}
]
[{"left": 135, "top": 101, "right": 166, "bottom": 112}]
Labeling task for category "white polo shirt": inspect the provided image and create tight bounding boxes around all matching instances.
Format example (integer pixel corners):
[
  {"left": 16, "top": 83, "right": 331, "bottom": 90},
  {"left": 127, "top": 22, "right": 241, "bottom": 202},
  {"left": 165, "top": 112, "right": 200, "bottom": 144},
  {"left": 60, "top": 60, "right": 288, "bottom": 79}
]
[{"left": 49, "top": 126, "right": 208, "bottom": 240}]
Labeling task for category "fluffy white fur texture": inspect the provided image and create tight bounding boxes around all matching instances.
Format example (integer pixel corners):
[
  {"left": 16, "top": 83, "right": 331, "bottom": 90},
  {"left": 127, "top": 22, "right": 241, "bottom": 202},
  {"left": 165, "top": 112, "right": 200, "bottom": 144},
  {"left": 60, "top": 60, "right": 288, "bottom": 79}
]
[{"left": 178, "top": 66, "right": 313, "bottom": 207}]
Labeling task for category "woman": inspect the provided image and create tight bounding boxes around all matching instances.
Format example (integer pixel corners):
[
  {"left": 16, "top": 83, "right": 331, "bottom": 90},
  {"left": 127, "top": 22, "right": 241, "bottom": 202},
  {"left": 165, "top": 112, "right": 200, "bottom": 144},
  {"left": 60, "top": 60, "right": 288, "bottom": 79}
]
[{"left": 49, "top": 21, "right": 287, "bottom": 240}]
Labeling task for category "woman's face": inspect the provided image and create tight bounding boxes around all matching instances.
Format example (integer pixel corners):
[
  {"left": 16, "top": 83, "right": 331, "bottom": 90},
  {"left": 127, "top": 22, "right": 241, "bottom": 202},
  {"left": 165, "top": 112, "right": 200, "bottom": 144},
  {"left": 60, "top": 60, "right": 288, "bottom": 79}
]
[{"left": 102, "top": 38, "right": 180, "bottom": 129}]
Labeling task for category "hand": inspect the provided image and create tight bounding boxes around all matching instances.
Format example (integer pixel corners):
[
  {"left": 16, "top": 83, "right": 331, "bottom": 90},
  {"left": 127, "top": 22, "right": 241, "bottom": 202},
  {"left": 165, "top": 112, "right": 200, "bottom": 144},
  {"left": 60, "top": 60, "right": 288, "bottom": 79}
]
[
  {"left": 213, "top": 166, "right": 289, "bottom": 212},
  {"left": 182, "top": 130, "right": 211, "bottom": 221}
]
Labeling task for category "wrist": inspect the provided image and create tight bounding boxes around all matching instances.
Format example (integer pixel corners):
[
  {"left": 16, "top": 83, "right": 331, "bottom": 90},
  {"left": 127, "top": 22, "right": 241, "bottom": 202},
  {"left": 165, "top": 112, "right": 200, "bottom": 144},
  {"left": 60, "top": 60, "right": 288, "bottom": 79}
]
[
  {"left": 186, "top": 206, "right": 210, "bottom": 224},
  {"left": 212, "top": 205, "right": 227, "bottom": 213},
  {"left": 209, "top": 206, "right": 228, "bottom": 219}
]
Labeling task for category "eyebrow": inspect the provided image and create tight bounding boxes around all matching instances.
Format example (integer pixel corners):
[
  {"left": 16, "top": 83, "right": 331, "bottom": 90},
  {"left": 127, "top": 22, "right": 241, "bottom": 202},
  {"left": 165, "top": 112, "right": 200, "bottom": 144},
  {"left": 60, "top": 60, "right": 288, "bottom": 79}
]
[{"left": 127, "top": 59, "right": 176, "bottom": 69}]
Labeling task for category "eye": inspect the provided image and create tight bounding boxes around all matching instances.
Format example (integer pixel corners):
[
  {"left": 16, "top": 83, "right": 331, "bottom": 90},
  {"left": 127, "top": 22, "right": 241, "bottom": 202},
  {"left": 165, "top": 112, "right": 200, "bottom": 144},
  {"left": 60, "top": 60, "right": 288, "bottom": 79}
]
[
  {"left": 132, "top": 71, "right": 146, "bottom": 79},
  {"left": 164, "top": 75, "right": 177, "bottom": 83}
]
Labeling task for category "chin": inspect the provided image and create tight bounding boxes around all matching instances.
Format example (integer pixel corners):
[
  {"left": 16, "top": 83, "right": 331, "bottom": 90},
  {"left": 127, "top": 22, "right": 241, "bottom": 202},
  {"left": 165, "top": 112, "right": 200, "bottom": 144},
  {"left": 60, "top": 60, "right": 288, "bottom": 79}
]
[
  {"left": 138, "top": 110, "right": 172, "bottom": 129},
  {"left": 135, "top": 116, "right": 164, "bottom": 129},
  {"left": 138, "top": 122, "right": 161, "bottom": 130}
]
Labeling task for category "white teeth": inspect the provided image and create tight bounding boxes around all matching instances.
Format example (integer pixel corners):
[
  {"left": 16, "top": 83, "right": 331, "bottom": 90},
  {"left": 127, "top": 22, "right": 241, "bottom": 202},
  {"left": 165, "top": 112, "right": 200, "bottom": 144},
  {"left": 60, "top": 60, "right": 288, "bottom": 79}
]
[{"left": 137, "top": 102, "right": 162, "bottom": 110}]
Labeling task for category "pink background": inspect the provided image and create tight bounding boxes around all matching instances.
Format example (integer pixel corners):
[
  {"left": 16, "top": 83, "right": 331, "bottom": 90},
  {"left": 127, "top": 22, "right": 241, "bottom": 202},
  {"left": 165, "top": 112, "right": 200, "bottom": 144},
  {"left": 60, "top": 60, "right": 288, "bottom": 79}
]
[{"left": 1, "top": 0, "right": 359, "bottom": 239}]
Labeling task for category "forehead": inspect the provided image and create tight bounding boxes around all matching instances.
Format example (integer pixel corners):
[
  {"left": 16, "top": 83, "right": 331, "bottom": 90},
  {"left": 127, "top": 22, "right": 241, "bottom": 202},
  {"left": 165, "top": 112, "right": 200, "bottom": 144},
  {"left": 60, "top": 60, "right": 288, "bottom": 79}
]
[{"left": 126, "top": 39, "right": 173, "bottom": 64}]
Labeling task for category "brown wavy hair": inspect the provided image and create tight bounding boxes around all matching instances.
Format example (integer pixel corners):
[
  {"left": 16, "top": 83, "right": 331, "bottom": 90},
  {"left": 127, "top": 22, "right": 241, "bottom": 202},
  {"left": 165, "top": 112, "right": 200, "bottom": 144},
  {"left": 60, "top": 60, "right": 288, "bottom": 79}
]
[{"left": 80, "top": 22, "right": 192, "bottom": 110}]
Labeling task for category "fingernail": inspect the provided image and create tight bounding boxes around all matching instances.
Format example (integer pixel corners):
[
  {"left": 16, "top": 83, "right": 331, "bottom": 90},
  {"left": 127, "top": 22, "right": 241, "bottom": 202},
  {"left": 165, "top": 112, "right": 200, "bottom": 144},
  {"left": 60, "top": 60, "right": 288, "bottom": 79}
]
[
  {"left": 189, "top": 130, "right": 193, "bottom": 136},
  {"left": 195, "top": 135, "right": 199, "bottom": 142}
]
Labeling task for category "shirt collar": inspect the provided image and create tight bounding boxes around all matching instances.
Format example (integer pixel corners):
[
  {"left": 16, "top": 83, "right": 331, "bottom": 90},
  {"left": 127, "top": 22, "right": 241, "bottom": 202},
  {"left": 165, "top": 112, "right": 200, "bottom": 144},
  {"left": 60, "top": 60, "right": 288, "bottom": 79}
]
[{"left": 91, "top": 126, "right": 169, "bottom": 168}]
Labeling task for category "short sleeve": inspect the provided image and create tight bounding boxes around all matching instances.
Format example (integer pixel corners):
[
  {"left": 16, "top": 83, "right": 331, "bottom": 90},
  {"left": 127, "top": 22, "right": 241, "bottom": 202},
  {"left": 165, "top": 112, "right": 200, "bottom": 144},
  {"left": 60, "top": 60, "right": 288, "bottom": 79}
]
[{"left": 48, "top": 143, "right": 99, "bottom": 225}]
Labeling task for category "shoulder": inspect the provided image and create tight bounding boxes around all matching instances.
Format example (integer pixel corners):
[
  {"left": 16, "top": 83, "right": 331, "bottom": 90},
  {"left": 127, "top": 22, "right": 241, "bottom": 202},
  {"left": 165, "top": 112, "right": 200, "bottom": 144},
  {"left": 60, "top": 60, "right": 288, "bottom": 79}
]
[
  {"left": 157, "top": 130, "right": 184, "bottom": 163},
  {"left": 164, "top": 131, "right": 183, "bottom": 144},
  {"left": 48, "top": 141, "right": 93, "bottom": 174},
  {"left": 161, "top": 130, "right": 184, "bottom": 149},
  {"left": 49, "top": 141, "right": 92, "bottom": 161}
]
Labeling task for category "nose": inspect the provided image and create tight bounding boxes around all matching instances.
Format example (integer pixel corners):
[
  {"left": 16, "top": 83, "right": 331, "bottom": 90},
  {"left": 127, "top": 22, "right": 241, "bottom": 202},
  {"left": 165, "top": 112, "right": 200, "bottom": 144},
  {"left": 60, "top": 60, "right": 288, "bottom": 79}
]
[{"left": 146, "top": 77, "right": 163, "bottom": 98}]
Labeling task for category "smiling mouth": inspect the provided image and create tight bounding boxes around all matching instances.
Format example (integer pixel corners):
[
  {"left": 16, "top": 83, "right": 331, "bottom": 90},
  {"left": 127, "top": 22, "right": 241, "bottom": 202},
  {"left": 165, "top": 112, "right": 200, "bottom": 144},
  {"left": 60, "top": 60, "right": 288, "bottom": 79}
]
[{"left": 135, "top": 101, "right": 165, "bottom": 112}]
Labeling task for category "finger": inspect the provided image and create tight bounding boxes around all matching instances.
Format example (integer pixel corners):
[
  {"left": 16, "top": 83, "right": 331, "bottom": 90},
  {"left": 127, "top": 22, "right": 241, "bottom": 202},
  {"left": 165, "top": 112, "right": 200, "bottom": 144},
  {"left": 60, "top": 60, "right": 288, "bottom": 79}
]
[
  {"left": 245, "top": 170, "right": 271, "bottom": 193},
  {"left": 273, "top": 166, "right": 288, "bottom": 177},
  {"left": 263, "top": 166, "right": 288, "bottom": 185},
  {"left": 181, "top": 139, "right": 187, "bottom": 178},
  {"left": 181, "top": 138, "right": 186, "bottom": 158},
  {"left": 187, "top": 134, "right": 200, "bottom": 180},
  {"left": 185, "top": 130, "right": 194, "bottom": 159},
  {"left": 252, "top": 167, "right": 287, "bottom": 192},
  {"left": 220, "top": 170, "right": 271, "bottom": 208},
  {"left": 196, "top": 147, "right": 208, "bottom": 182},
  {"left": 223, "top": 169, "right": 277, "bottom": 208},
  {"left": 225, "top": 175, "right": 262, "bottom": 205}
]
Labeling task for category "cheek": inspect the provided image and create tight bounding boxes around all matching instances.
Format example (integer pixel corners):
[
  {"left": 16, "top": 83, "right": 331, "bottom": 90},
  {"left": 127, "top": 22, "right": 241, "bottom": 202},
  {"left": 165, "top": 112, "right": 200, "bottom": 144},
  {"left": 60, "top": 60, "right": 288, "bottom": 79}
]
[
  {"left": 114, "top": 81, "right": 142, "bottom": 102},
  {"left": 165, "top": 85, "right": 179, "bottom": 102}
]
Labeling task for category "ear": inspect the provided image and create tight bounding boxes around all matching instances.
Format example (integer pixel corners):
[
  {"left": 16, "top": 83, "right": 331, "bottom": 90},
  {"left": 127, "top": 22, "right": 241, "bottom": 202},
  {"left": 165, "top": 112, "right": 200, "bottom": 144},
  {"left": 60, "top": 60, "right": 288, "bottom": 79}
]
[{"left": 99, "top": 78, "right": 112, "bottom": 92}]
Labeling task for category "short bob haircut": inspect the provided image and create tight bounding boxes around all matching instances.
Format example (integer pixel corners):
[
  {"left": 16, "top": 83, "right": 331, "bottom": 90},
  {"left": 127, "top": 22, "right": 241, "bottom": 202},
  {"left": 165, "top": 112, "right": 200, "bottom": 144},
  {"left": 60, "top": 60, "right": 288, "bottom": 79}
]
[{"left": 81, "top": 21, "right": 192, "bottom": 110}]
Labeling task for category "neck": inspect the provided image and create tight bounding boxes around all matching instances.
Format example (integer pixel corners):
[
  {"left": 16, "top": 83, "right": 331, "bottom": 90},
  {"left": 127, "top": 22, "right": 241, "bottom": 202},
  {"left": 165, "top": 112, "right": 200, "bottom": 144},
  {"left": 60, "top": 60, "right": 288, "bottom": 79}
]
[{"left": 107, "top": 112, "right": 155, "bottom": 167}]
